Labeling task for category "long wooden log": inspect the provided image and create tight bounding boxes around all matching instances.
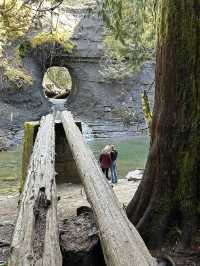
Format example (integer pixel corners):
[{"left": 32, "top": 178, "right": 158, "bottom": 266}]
[
  {"left": 61, "top": 111, "right": 157, "bottom": 266},
  {"left": 8, "top": 114, "right": 62, "bottom": 266}
]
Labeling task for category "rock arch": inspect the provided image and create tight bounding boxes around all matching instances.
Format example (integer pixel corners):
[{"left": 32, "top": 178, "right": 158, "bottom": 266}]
[{"left": 0, "top": 4, "right": 155, "bottom": 148}]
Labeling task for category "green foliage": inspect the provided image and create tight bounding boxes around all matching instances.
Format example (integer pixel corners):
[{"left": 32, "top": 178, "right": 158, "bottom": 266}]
[
  {"left": 43, "top": 66, "right": 72, "bottom": 98},
  {"left": 113, "top": 98, "right": 136, "bottom": 127},
  {"left": 0, "top": 0, "right": 32, "bottom": 56},
  {"left": 31, "top": 30, "right": 74, "bottom": 52},
  {"left": 18, "top": 40, "right": 32, "bottom": 58},
  {"left": 45, "top": 66, "right": 72, "bottom": 90},
  {"left": 0, "top": 0, "right": 33, "bottom": 88},
  {"left": 0, "top": 0, "right": 75, "bottom": 89},
  {"left": 117, "top": 107, "right": 135, "bottom": 127},
  {"left": 141, "top": 90, "right": 152, "bottom": 134},
  {"left": 5, "top": 66, "right": 32, "bottom": 87},
  {"left": 2, "top": 59, "right": 32, "bottom": 87},
  {"left": 97, "top": 0, "right": 158, "bottom": 77}
]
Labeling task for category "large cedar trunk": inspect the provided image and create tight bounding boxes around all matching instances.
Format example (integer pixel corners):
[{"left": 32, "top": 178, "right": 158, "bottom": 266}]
[{"left": 127, "top": 0, "right": 200, "bottom": 248}]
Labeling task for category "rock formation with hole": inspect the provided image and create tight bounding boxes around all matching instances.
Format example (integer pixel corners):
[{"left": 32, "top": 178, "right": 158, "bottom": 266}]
[{"left": 0, "top": 3, "right": 155, "bottom": 149}]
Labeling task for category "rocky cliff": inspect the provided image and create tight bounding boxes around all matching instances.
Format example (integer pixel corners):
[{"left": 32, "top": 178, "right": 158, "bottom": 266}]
[{"left": 0, "top": 3, "right": 155, "bottom": 149}]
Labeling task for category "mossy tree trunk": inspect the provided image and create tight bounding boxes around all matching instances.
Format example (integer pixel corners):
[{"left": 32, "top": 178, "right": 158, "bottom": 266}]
[{"left": 127, "top": 0, "right": 200, "bottom": 248}]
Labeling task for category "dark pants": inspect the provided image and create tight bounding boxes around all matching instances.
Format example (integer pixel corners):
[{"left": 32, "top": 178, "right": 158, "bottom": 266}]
[{"left": 102, "top": 168, "right": 110, "bottom": 180}]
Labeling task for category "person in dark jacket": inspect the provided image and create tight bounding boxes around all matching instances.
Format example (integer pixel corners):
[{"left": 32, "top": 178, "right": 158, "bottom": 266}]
[
  {"left": 110, "top": 145, "right": 118, "bottom": 184},
  {"left": 99, "top": 146, "right": 111, "bottom": 180}
]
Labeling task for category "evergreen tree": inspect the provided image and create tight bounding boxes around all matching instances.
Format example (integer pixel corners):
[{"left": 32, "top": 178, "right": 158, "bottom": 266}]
[{"left": 126, "top": 0, "right": 200, "bottom": 248}]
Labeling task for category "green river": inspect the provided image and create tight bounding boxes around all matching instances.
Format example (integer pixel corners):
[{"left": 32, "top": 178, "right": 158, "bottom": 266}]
[{"left": 0, "top": 136, "right": 149, "bottom": 195}]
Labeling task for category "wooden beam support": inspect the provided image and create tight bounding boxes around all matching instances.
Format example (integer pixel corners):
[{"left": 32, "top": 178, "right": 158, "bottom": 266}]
[
  {"left": 8, "top": 114, "right": 62, "bottom": 266},
  {"left": 20, "top": 121, "right": 39, "bottom": 192},
  {"left": 61, "top": 111, "right": 157, "bottom": 266}
]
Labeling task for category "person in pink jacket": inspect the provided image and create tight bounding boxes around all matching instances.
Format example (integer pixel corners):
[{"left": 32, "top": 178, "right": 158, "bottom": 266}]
[{"left": 99, "top": 146, "right": 112, "bottom": 180}]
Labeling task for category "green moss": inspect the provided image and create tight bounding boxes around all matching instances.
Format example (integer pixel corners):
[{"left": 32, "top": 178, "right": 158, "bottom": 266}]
[
  {"left": 177, "top": 148, "right": 198, "bottom": 217},
  {"left": 157, "top": 0, "right": 200, "bottom": 218},
  {"left": 20, "top": 122, "right": 38, "bottom": 192},
  {"left": 31, "top": 30, "right": 74, "bottom": 52},
  {"left": 18, "top": 40, "right": 32, "bottom": 58}
]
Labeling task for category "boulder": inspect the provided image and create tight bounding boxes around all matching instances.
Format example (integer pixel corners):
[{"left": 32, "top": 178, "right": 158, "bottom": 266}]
[{"left": 125, "top": 169, "right": 144, "bottom": 181}]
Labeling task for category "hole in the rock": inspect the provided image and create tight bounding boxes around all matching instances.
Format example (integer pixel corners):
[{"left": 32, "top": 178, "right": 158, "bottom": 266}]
[{"left": 42, "top": 66, "right": 72, "bottom": 99}]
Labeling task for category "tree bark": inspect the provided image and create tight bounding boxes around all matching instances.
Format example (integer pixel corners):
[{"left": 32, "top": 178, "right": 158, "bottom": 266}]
[
  {"left": 61, "top": 111, "right": 157, "bottom": 266},
  {"left": 127, "top": 0, "right": 200, "bottom": 248},
  {"left": 8, "top": 114, "right": 62, "bottom": 266}
]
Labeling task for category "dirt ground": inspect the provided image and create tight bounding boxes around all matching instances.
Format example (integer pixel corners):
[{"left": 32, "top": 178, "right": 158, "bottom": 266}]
[
  {"left": 0, "top": 179, "right": 139, "bottom": 264},
  {"left": 0, "top": 179, "right": 199, "bottom": 265},
  {"left": 0, "top": 179, "right": 139, "bottom": 224}
]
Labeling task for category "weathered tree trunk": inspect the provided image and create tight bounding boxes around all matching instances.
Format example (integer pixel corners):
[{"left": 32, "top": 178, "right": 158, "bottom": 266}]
[
  {"left": 127, "top": 0, "right": 200, "bottom": 248},
  {"left": 61, "top": 111, "right": 157, "bottom": 266},
  {"left": 8, "top": 114, "right": 62, "bottom": 266}
]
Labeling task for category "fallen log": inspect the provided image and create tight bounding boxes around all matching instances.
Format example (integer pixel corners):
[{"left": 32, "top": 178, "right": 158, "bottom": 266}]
[
  {"left": 8, "top": 114, "right": 62, "bottom": 266},
  {"left": 61, "top": 111, "right": 157, "bottom": 266}
]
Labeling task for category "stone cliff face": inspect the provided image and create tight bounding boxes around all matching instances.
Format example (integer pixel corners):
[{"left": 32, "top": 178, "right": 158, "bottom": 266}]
[
  {"left": 0, "top": 4, "right": 155, "bottom": 148},
  {"left": 0, "top": 55, "right": 50, "bottom": 148}
]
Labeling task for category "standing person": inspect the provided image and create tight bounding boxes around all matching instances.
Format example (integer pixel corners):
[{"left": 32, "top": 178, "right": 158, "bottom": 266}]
[
  {"left": 99, "top": 145, "right": 111, "bottom": 180},
  {"left": 110, "top": 145, "right": 118, "bottom": 184}
]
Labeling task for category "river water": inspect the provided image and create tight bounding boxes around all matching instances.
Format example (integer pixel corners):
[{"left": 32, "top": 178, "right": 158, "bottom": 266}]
[
  {"left": 0, "top": 148, "right": 21, "bottom": 195},
  {"left": 0, "top": 130, "right": 149, "bottom": 195},
  {"left": 0, "top": 136, "right": 149, "bottom": 195},
  {"left": 89, "top": 136, "right": 149, "bottom": 177},
  {"left": 0, "top": 98, "right": 150, "bottom": 195}
]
